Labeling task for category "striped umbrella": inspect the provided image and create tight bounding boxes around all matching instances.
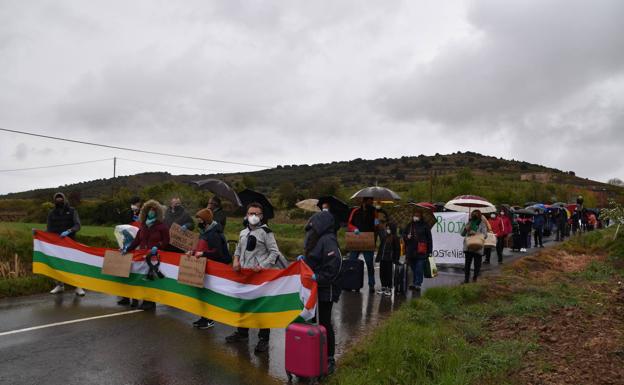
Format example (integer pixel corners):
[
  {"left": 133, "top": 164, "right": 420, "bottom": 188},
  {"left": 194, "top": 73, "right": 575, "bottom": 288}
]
[{"left": 444, "top": 195, "right": 496, "bottom": 214}]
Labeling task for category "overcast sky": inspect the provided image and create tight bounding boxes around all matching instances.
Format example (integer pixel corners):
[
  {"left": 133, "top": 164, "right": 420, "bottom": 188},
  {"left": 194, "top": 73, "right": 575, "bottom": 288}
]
[{"left": 1, "top": 0, "right": 623, "bottom": 195}]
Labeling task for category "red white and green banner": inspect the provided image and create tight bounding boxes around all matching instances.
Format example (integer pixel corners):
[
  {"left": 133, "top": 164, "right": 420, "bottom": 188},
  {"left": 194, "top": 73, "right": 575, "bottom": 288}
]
[{"left": 32, "top": 230, "right": 317, "bottom": 328}]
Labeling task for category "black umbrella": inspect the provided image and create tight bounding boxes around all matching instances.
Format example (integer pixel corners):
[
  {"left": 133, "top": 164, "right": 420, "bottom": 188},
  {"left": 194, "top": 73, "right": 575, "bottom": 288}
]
[
  {"left": 350, "top": 186, "right": 401, "bottom": 202},
  {"left": 237, "top": 189, "right": 275, "bottom": 220},
  {"left": 317, "top": 196, "right": 350, "bottom": 224},
  {"left": 524, "top": 201, "right": 537, "bottom": 207},
  {"left": 189, "top": 178, "right": 242, "bottom": 207}
]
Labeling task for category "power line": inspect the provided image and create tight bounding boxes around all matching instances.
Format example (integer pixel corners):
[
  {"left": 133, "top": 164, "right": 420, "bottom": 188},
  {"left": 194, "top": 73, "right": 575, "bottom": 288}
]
[
  {"left": 0, "top": 158, "right": 113, "bottom": 172},
  {"left": 0, "top": 127, "right": 272, "bottom": 169},
  {"left": 117, "top": 157, "right": 226, "bottom": 173}
]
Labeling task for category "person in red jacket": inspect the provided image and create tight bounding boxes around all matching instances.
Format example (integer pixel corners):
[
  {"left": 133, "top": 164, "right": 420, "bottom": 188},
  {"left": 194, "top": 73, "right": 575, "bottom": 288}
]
[
  {"left": 123, "top": 199, "right": 170, "bottom": 310},
  {"left": 489, "top": 210, "right": 512, "bottom": 264}
]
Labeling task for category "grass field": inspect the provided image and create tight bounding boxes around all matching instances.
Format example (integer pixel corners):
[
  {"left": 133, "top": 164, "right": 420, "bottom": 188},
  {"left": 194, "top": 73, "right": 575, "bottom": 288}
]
[{"left": 328, "top": 228, "right": 624, "bottom": 384}]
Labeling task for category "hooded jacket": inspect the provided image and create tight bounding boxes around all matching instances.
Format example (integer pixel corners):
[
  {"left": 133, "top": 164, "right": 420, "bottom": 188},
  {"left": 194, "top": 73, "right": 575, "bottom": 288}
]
[
  {"left": 403, "top": 220, "right": 433, "bottom": 259},
  {"left": 194, "top": 221, "right": 231, "bottom": 264},
  {"left": 303, "top": 211, "right": 342, "bottom": 303},
  {"left": 234, "top": 223, "right": 286, "bottom": 269},
  {"left": 490, "top": 215, "right": 512, "bottom": 238},
  {"left": 127, "top": 200, "right": 170, "bottom": 251},
  {"left": 46, "top": 192, "right": 81, "bottom": 239}
]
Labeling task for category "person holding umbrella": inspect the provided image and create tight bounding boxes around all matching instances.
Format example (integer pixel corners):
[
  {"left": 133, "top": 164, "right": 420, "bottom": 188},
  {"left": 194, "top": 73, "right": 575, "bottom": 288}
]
[
  {"left": 461, "top": 209, "right": 488, "bottom": 283},
  {"left": 347, "top": 197, "right": 378, "bottom": 293},
  {"left": 402, "top": 211, "right": 433, "bottom": 290},
  {"left": 207, "top": 196, "right": 227, "bottom": 228}
]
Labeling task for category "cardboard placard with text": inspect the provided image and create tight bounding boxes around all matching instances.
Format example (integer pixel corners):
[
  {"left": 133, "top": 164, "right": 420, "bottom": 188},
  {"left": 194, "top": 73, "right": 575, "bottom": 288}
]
[
  {"left": 177, "top": 254, "right": 207, "bottom": 288},
  {"left": 345, "top": 231, "right": 376, "bottom": 251},
  {"left": 102, "top": 250, "right": 133, "bottom": 278},
  {"left": 169, "top": 223, "right": 199, "bottom": 252}
]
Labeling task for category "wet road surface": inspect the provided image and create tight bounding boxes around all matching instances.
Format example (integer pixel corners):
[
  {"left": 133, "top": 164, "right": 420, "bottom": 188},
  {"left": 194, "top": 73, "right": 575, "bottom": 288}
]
[{"left": 0, "top": 241, "right": 553, "bottom": 385}]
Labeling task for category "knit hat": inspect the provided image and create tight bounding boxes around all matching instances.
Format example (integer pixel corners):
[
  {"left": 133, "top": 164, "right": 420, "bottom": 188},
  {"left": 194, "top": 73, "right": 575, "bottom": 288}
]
[{"left": 195, "top": 208, "right": 213, "bottom": 223}]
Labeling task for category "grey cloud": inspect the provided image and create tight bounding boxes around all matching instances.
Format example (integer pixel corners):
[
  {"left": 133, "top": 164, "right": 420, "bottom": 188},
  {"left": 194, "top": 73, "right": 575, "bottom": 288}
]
[{"left": 379, "top": 0, "right": 624, "bottom": 125}]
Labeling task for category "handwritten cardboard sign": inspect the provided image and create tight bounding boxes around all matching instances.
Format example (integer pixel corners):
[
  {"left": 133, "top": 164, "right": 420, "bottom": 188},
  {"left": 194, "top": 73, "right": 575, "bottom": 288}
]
[
  {"left": 102, "top": 250, "right": 132, "bottom": 278},
  {"left": 169, "top": 223, "right": 199, "bottom": 252},
  {"left": 177, "top": 254, "right": 207, "bottom": 288},
  {"left": 345, "top": 232, "right": 376, "bottom": 251}
]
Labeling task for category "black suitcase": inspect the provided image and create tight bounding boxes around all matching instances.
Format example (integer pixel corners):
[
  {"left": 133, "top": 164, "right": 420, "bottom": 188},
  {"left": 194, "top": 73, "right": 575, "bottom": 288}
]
[
  {"left": 340, "top": 258, "right": 364, "bottom": 291},
  {"left": 394, "top": 262, "right": 408, "bottom": 294},
  {"left": 512, "top": 232, "right": 522, "bottom": 251}
]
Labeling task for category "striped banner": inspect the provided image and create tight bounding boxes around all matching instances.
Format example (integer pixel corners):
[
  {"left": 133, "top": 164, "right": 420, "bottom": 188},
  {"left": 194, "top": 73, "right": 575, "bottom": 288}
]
[{"left": 32, "top": 230, "right": 317, "bottom": 328}]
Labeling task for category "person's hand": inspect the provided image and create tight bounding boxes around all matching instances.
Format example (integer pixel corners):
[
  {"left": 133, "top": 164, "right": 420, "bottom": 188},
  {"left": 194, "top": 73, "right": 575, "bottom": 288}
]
[
  {"left": 354, "top": 229, "right": 360, "bottom": 235},
  {"left": 296, "top": 255, "right": 305, "bottom": 261},
  {"left": 407, "top": 234, "right": 412, "bottom": 239},
  {"left": 185, "top": 250, "right": 193, "bottom": 256},
  {"left": 150, "top": 246, "right": 158, "bottom": 255},
  {"left": 374, "top": 219, "right": 380, "bottom": 226},
  {"left": 232, "top": 258, "right": 241, "bottom": 272},
  {"left": 194, "top": 251, "right": 203, "bottom": 258},
  {"left": 60, "top": 230, "right": 71, "bottom": 238},
  {"left": 251, "top": 266, "right": 262, "bottom": 273},
  {"left": 120, "top": 247, "right": 128, "bottom": 255},
  {"left": 311, "top": 273, "right": 317, "bottom": 281},
  {"left": 181, "top": 224, "right": 188, "bottom": 231}
]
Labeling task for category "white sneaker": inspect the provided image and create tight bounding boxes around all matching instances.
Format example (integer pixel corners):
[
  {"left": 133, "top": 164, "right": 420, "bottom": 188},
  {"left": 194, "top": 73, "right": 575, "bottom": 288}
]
[
  {"left": 376, "top": 288, "right": 386, "bottom": 295},
  {"left": 520, "top": 248, "right": 527, "bottom": 253},
  {"left": 75, "top": 287, "right": 86, "bottom": 297},
  {"left": 384, "top": 288, "right": 392, "bottom": 296},
  {"left": 50, "top": 285, "right": 64, "bottom": 294}
]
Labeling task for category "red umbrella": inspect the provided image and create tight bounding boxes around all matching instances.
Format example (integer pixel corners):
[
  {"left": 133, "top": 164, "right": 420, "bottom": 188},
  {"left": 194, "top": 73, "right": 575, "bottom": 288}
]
[{"left": 415, "top": 202, "right": 436, "bottom": 211}]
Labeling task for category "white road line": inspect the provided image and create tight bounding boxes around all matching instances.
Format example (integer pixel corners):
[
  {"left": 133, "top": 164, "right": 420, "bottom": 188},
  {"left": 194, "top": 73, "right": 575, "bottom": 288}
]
[{"left": 0, "top": 309, "right": 144, "bottom": 337}]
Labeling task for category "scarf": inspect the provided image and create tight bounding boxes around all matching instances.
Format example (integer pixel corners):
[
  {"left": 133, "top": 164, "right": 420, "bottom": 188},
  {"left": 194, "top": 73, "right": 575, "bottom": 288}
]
[{"left": 470, "top": 218, "right": 481, "bottom": 232}]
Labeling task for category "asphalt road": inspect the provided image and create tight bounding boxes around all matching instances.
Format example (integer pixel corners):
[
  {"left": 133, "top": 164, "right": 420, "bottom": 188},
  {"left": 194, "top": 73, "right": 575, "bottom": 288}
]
[{"left": 0, "top": 239, "right": 554, "bottom": 385}]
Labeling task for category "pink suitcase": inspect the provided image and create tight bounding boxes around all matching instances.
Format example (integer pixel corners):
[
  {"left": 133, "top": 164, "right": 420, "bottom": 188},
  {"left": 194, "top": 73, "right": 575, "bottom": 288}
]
[{"left": 285, "top": 323, "right": 328, "bottom": 382}]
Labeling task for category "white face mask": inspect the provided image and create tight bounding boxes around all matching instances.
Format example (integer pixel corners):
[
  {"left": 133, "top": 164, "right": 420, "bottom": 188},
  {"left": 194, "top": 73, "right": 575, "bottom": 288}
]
[
  {"left": 322, "top": 208, "right": 329, "bottom": 212},
  {"left": 490, "top": 214, "right": 496, "bottom": 219},
  {"left": 386, "top": 229, "right": 391, "bottom": 234},
  {"left": 500, "top": 212, "right": 505, "bottom": 216},
  {"left": 413, "top": 216, "right": 420, "bottom": 222},
  {"left": 248, "top": 214, "right": 261, "bottom": 226},
  {"left": 131, "top": 205, "right": 139, "bottom": 211}
]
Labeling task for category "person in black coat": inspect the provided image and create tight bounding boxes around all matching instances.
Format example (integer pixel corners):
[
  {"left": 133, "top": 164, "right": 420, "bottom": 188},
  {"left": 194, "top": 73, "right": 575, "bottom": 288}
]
[
  {"left": 376, "top": 222, "right": 400, "bottom": 296},
  {"left": 301, "top": 211, "right": 342, "bottom": 374},
  {"left": 207, "top": 196, "right": 227, "bottom": 228},
  {"left": 47, "top": 192, "right": 85, "bottom": 296},
  {"left": 347, "top": 197, "right": 378, "bottom": 292},
  {"left": 402, "top": 213, "right": 433, "bottom": 291},
  {"left": 188, "top": 208, "right": 231, "bottom": 330}
]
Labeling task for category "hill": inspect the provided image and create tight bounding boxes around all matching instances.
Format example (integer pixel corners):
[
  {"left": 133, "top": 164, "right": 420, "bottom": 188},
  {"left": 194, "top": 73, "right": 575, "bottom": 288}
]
[{"left": 1, "top": 152, "right": 622, "bottom": 224}]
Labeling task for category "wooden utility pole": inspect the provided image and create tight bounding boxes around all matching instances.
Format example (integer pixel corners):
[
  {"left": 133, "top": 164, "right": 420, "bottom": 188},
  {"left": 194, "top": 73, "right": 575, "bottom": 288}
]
[{"left": 111, "top": 157, "right": 117, "bottom": 198}]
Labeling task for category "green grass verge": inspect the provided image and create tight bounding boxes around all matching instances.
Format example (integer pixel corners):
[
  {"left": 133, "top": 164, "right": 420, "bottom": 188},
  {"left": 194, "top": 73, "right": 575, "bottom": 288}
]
[
  {"left": 329, "top": 228, "right": 624, "bottom": 385},
  {"left": 0, "top": 275, "right": 54, "bottom": 298}
]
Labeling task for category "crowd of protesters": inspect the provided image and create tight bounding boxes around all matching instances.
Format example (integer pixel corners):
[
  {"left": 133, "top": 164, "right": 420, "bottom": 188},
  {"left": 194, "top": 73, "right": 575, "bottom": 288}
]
[{"left": 42, "top": 189, "right": 606, "bottom": 375}]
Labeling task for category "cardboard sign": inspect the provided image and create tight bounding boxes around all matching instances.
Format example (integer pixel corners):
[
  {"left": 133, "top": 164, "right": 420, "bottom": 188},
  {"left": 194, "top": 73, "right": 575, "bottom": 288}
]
[
  {"left": 345, "top": 232, "right": 376, "bottom": 251},
  {"left": 169, "top": 223, "right": 199, "bottom": 252},
  {"left": 177, "top": 254, "right": 207, "bottom": 288},
  {"left": 102, "top": 250, "right": 132, "bottom": 278}
]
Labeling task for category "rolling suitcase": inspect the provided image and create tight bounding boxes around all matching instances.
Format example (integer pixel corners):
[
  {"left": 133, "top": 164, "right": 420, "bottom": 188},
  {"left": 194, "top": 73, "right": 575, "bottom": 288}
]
[
  {"left": 340, "top": 258, "right": 364, "bottom": 291},
  {"left": 394, "top": 262, "right": 408, "bottom": 294},
  {"left": 512, "top": 232, "right": 522, "bottom": 251},
  {"left": 285, "top": 323, "right": 328, "bottom": 383}
]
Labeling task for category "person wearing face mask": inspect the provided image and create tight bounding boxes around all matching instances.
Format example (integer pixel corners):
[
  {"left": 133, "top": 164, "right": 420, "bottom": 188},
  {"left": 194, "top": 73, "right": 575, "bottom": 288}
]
[
  {"left": 376, "top": 222, "right": 400, "bottom": 295},
  {"left": 484, "top": 213, "right": 496, "bottom": 264},
  {"left": 188, "top": 208, "right": 231, "bottom": 329},
  {"left": 347, "top": 197, "right": 378, "bottom": 293},
  {"left": 47, "top": 192, "right": 85, "bottom": 296},
  {"left": 207, "top": 196, "right": 227, "bottom": 228},
  {"left": 402, "top": 212, "right": 433, "bottom": 290},
  {"left": 226, "top": 202, "right": 287, "bottom": 353},
  {"left": 489, "top": 210, "right": 512, "bottom": 264},
  {"left": 164, "top": 197, "right": 195, "bottom": 252},
  {"left": 116, "top": 196, "right": 143, "bottom": 306},
  {"left": 123, "top": 199, "right": 170, "bottom": 310},
  {"left": 461, "top": 210, "right": 488, "bottom": 283}
]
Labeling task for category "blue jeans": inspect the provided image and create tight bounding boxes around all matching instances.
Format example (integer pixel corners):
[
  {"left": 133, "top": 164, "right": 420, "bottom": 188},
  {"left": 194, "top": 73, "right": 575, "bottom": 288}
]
[
  {"left": 409, "top": 258, "right": 425, "bottom": 286},
  {"left": 349, "top": 251, "right": 375, "bottom": 287}
]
